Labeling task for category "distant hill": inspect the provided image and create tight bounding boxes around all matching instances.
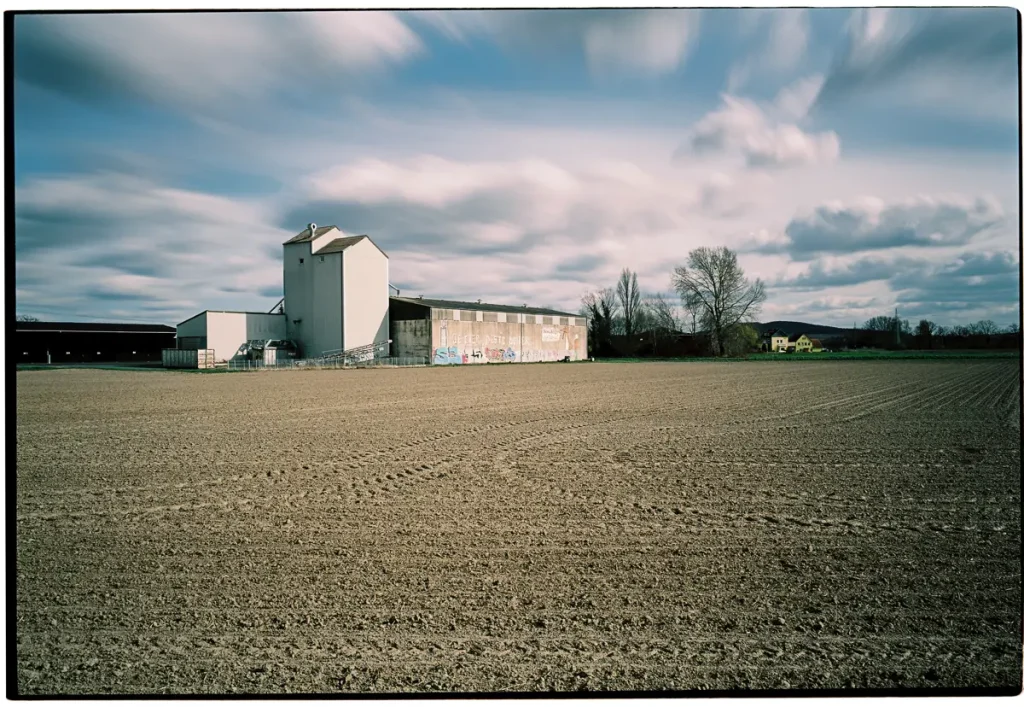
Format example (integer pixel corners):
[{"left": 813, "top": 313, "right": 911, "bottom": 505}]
[{"left": 751, "top": 321, "right": 851, "bottom": 337}]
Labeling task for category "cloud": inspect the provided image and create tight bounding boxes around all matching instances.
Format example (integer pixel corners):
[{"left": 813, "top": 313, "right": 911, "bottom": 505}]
[
  {"left": 281, "top": 153, "right": 773, "bottom": 309},
  {"left": 815, "top": 8, "right": 1017, "bottom": 110},
  {"left": 583, "top": 10, "right": 700, "bottom": 78},
  {"left": 306, "top": 156, "right": 580, "bottom": 210},
  {"left": 14, "top": 12, "right": 423, "bottom": 116},
  {"left": 15, "top": 172, "right": 291, "bottom": 322},
  {"left": 764, "top": 294, "right": 887, "bottom": 325},
  {"left": 888, "top": 250, "right": 1021, "bottom": 324},
  {"left": 682, "top": 91, "right": 840, "bottom": 168},
  {"left": 774, "top": 255, "right": 918, "bottom": 290},
  {"left": 891, "top": 250, "right": 1020, "bottom": 304},
  {"left": 727, "top": 9, "right": 810, "bottom": 91},
  {"left": 764, "top": 248, "right": 1020, "bottom": 327},
  {"left": 297, "top": 154, "right": 742, "bottom": 252},
  {"left": 771, "top": 74, "right": 824, "bottom": 122},
  {"left": 412, "top": 10, "right": 700, "bottom": 79},
  {"left": 760, "top": 194, "right": 1005, "bottom": 260}
]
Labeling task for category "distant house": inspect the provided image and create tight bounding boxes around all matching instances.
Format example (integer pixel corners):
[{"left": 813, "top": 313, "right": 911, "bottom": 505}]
[
  {"left": 790, "top": 333, "right": 814, "bottom": 352},
  {"left": 763, "top": 329, "right": 789, "bottom": 352},
  {"left": 810, "top": 338, "right": 823, "bottom": 352}
]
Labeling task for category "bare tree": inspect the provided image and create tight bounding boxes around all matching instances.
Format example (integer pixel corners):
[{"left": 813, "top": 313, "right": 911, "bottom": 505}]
[
  {"left": 969, "top": 319, "right": 1000, "bottom": 336},
  {"left": 671, "top": 247, "right": 766, "bottom": 357},
  {"left": 646, "top": 293, "right": 679, "bottom": 332},
  {"left": 581, "top": 288, "right": 618, "bottom": 357},
  {"left": 681, "top": 292, "right": 701, "bottom": 335},
  {"left": 615, "top": 268, "right": 644, "bottom": 342},
  {"left": 863, "top": 315, "right": 911, "bottom": 334}
]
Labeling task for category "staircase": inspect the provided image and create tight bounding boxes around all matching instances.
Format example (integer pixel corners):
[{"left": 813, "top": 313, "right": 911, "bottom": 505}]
[{"left": 318, "top": 340, "right": 391, "bottom": 366}]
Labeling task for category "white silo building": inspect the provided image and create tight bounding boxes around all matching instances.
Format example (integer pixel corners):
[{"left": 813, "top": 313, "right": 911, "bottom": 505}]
[
  {"left": 173, "top": 221, "right": 586, "bottom": 365},
  {"left": 281, "top": 223, "right": 390, "bottom": 359}
]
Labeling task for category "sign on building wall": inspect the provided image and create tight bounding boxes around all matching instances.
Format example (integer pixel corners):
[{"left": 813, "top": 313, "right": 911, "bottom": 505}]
[{"left": 542, "top": 326, "right": 561, "bottom": 342}]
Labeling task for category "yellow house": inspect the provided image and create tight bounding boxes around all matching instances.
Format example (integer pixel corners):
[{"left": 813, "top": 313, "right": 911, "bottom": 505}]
[
  {"left": 763, "top": 330, "right": 789, "bottom": 352},
  {"left": 790, "top": 334, "right": 814, "bottom": 352}
]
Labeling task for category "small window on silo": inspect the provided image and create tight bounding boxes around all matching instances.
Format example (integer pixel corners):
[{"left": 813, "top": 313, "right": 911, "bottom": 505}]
[
  {"left": 299, "top": 258, "right": 304, "bottom": 264},
  {"left": 319, "top": 256, "right": 325, "bottom": 262}
]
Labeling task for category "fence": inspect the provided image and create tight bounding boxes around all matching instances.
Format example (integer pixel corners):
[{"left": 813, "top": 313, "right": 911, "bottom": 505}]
[
  {"left": 163, "top": 348, "right": 215, "bottom": 369},
  {"left": 226, "top": 355, "right": 428, "bottom": 371}
]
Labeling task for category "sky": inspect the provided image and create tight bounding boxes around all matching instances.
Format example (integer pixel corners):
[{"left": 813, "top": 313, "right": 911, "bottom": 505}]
[{"left": 12, "top": 7, "right": 1021, "bottom": 328}]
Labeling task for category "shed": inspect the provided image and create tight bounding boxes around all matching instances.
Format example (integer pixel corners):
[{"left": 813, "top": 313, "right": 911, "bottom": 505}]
[{"left": 175, "top": 311, "right": 287, "bottom": 363}]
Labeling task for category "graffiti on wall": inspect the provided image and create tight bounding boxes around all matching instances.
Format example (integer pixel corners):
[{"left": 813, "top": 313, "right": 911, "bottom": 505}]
[
  {"left": 441, "top": 332, "right": 520, "bottom": 347},
  {"left": 433, "top": 346, "right": 462, "bottom": 365},
  {"left": 542, "top": 326, "right": 560, "bottom": 342},
  {"left": 561, "top": 325, "right": 583, "bottom": 356},
  {"left": 483, "top": 347, "right": 516, "bottom": 362}
]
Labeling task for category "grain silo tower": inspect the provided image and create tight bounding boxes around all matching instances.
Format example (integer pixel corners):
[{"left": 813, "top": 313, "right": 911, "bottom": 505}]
[{"left": 282, "top": 223, "right": 390, "bottom": 359}]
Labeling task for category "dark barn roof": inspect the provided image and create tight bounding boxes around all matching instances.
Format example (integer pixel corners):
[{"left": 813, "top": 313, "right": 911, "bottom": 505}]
[
  {"left": 389, "top": 296, "right": 579, "bottom": 318},
  {"left": 16, "top": 321, "right": 175, "bottom": 334}
]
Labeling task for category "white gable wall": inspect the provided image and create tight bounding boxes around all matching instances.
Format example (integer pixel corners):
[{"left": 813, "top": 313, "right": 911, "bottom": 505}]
[
  {"left": 342, "top": 237, "right": 389, "bottom": 351},
  {"left": 205, "top": 312, "right": 287, "bottom": 362}
]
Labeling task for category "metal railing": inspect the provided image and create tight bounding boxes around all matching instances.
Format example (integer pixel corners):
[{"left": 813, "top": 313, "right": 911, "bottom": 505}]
[
  {"left": 317, "top": 340, "right": 392, "bottom": 366},
  {"left": 226, "top": 353, "right": 427, "bottom": 372}
]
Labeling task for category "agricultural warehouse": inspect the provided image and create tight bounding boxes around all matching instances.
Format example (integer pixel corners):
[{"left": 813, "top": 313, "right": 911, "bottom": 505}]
[
  {"left": 15, "top": 321, "right": 176, "bottom": 364},
  {"left": 175, "top": 223, "right": 587, "bottom": 364},
  {"left": 390, "top": 297, "right": 587, "bottom": 364}
]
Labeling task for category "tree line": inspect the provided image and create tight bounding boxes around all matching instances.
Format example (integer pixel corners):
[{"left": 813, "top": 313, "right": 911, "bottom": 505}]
[
  {"left": 579, "top": 246, "right": 1020, "bottom": 357},
  {"left": 581, "top": 246, "right": 766, "bottom": 358},
  {"left": 836, "top": 316, "right": 1020, "bottom": 351}
]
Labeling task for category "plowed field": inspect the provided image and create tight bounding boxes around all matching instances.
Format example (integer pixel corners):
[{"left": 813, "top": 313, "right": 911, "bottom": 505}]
[{"left": 15, "top": 361, "right": 1022, "bottom": 694}]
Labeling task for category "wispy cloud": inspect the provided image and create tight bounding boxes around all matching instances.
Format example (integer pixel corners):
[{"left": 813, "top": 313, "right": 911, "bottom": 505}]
[
  {"left": 815, "top": 8, "right": 1017, "bottom": 115},
  {"left": 727, "top": 9, "right": 810, "bottom": 91},
  {"left": 15, "top": 12, "right": 423, "bottom": 117},
  {"left": 15, "top": 172, "right": 291, "bottom": 321},
  {"left": 412, "top": 9, "right": 701, "bottom": 79}
]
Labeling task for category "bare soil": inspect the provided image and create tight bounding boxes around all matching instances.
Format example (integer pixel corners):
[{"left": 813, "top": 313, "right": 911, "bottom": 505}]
[{"left": 14, "top": 361, "right": 1022, "bottom": 694}]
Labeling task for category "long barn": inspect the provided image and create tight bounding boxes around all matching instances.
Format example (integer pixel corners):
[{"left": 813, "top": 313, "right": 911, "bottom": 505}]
[
  {"left": 389, "top": 297, "right": 587, "bottom": 364},
  {"left": 15, "top": 321, "right": 176, "bottom": 363}
]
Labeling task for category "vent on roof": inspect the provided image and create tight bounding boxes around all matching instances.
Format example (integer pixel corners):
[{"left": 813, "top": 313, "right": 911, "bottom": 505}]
[{"left": 308, "top": 222, "right": 317, "bottom": 235}]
